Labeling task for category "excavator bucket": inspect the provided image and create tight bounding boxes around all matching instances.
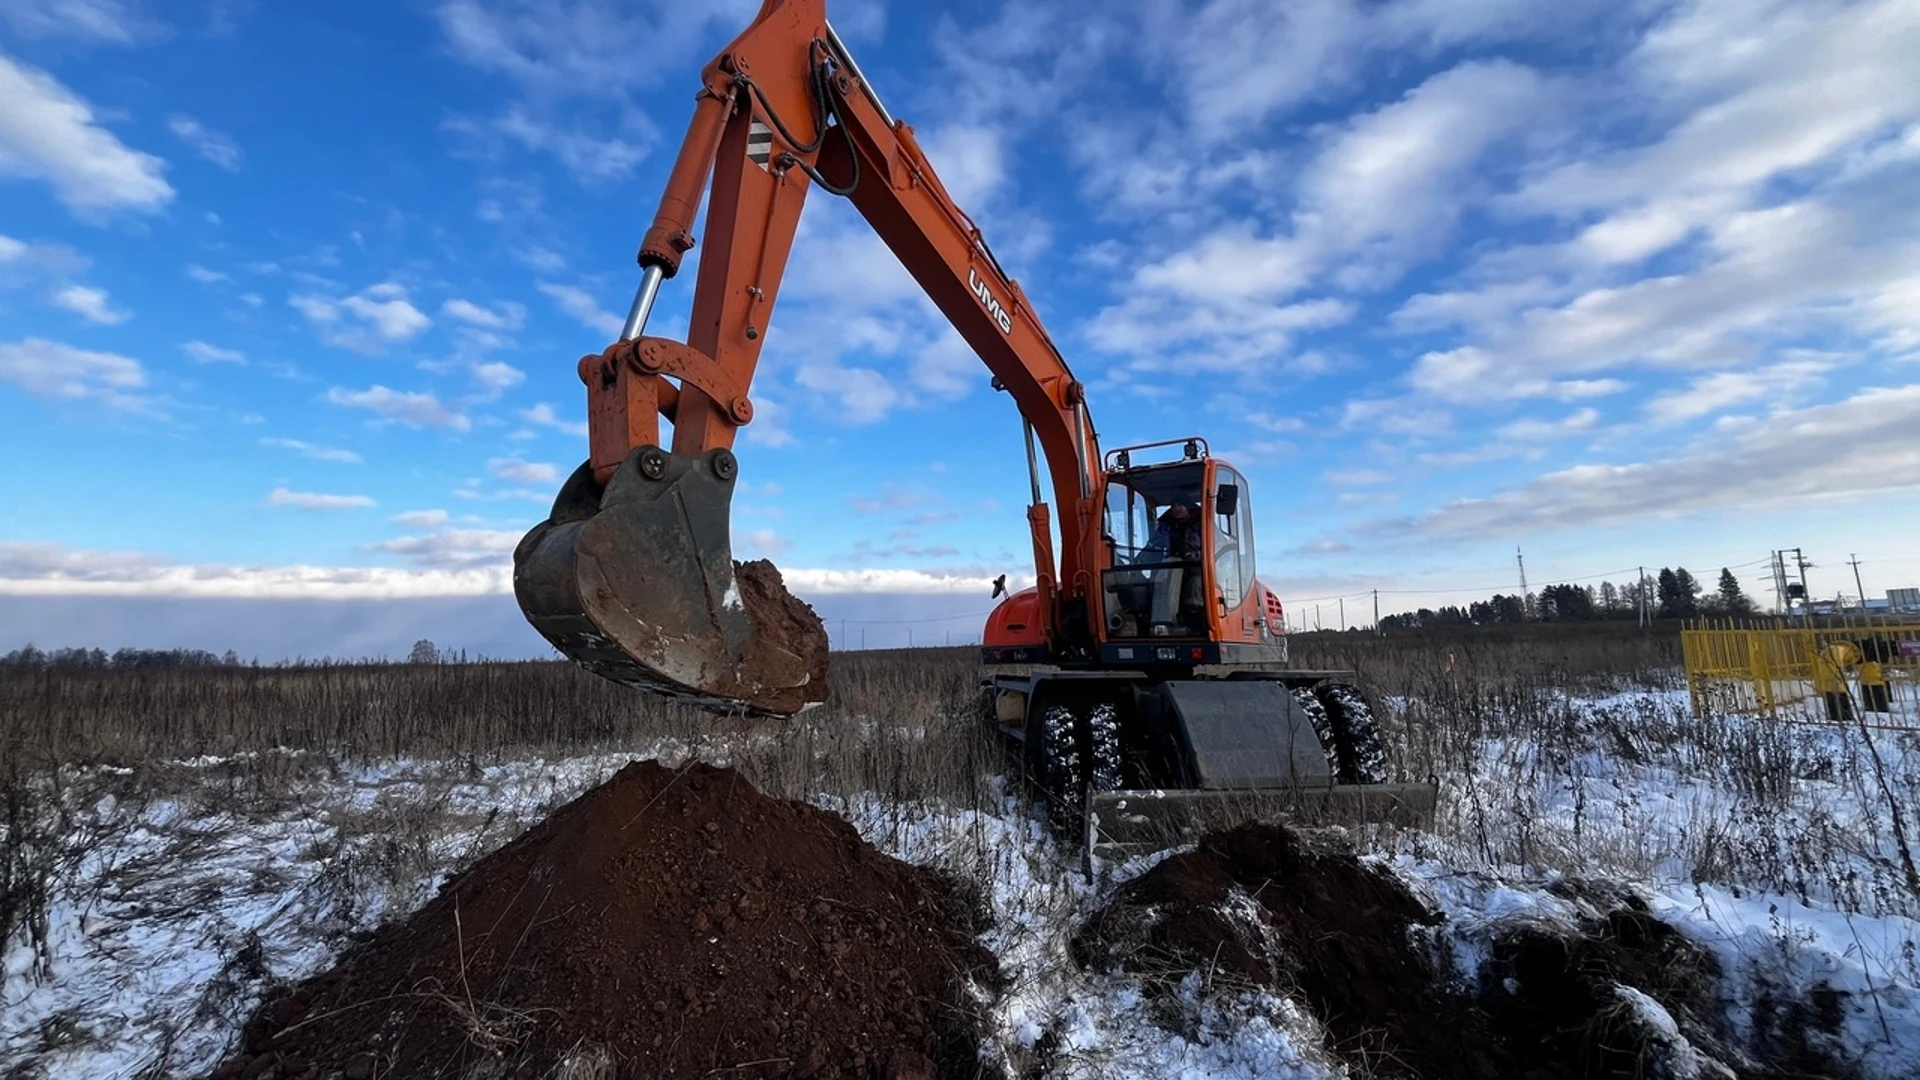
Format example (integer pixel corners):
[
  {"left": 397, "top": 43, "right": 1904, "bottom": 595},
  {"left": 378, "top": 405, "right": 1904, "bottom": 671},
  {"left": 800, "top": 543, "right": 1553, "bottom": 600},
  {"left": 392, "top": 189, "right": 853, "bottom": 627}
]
[{"left": 514, "top": 445, "right": 830, "bottom": 716}]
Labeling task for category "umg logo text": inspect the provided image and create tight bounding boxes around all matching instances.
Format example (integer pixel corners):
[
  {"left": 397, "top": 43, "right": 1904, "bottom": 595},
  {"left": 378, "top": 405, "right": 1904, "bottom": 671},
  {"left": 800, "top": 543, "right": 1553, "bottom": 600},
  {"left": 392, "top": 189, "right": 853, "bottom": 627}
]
[{"left": 969, "top": 267, "right": 1014, "bottom": 335}]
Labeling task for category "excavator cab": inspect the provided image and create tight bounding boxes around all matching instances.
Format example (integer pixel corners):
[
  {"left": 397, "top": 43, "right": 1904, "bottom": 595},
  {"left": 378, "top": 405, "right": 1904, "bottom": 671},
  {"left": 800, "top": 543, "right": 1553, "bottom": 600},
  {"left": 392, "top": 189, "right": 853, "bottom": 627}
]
[
  {"left": 1102, "top": 462, "right": 1209, "bottom": 638},
  {"left": 1095, "top": 440, "right": 1273, "bottom": 662}
]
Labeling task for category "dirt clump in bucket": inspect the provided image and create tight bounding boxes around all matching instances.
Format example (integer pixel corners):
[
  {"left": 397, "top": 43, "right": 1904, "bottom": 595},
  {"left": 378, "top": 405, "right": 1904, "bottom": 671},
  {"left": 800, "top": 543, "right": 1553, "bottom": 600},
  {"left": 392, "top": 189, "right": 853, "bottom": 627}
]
[
  {"left": 212, "top": 761, "right": 996, "bottom": 1080},
  {"left": 736, "top": 558, "right": 831, "bottom": 713}
]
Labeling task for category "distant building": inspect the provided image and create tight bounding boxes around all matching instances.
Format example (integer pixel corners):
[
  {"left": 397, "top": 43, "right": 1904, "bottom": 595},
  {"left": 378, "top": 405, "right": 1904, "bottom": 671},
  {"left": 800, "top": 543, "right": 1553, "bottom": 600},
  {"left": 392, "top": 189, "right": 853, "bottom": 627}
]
[{"left": 1890, "top": 587, "right": 1920, "bottom": 613}]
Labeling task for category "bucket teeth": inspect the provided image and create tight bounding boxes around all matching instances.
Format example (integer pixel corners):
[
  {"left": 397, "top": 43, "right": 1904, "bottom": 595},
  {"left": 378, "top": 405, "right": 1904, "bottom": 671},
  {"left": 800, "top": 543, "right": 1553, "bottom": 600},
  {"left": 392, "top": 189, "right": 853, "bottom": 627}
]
[{"left": 514, "top": 447, "right": 829, "bottom": 716}]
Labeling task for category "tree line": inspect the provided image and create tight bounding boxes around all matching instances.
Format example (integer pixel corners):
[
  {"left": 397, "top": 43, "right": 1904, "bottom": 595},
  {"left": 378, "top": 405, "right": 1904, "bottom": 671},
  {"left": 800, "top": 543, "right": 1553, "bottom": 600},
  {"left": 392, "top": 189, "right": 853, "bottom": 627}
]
[
  {"left": 1378, "top": 567, "right": 1756, "bottom": 630},
  {"left": 1, "top": 640, "right": 477, "bottom": 669}
]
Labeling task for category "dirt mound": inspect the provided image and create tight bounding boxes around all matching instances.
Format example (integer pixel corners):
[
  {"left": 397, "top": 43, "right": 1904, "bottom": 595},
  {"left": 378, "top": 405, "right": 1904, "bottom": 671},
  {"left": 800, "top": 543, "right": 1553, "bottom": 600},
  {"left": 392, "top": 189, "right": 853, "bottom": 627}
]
[
  {"left": 1075, "top": 822, "right": 1751, "bottom": 1080},
  {"left": 1482, "top": 883, "right": 1735, "bottom": 1079},
  {"left": 213, "top": 761, "right": 996, "bottom": 1080},
  {"left": 1076, "top": 822, "right": 1512, "bottom": 1078}
]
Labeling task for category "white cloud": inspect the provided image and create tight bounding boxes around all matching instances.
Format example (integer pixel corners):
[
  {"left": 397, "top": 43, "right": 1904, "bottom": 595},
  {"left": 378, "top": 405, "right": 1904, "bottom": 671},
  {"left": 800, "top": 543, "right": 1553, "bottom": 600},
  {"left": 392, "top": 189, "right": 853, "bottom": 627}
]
[
  {"left": 432, "top": 0, "right": 755, "bottom": 97},
  {"left": 265, "top": 487, "right": 375, "bottom": 511},
  {"left": 1087, "top": 60, "right": 1549, "bottom": 377},
  {"left": 293, "top": 283, "right": 432, "bottom": 353},
  {"left": 0, "top": 540, "right": 1012, "bottom": 599},
  {"left": 536, "top": 282, "right": 623, "bottom": 337},
  {"left": 795, "top": 362, "right": 905, "bottom": 425},
  {"left": 470, "top": 360, "right": 525, "bottom": 394},
  {"left": 736, "top": 528, "right": 790, "bottom": 559},
  {"left": 185, "top": 263, "right": 229, "bottom": 283},
  {"left": 50, "top": 283, "right": 127, "bottom": 324},
  {"left": 260, "top": 437, "right": 361, "bottom": 463},
  {"left": 0, "top": 53, "right": 173, "bottom": 216},
  {"left": 1338, "top": 396, "right": 1452, "bottom": 440},
  {"left": 441, "top": 297, "right": 525, "bottom": 330},
  {"left": 1149, "top": 0, "right": 1367, "bottom": 145},
  {"left": 343, "top": 284, "right": 431, "bottom": 338},
  {"left": 778, "top": 567, "right": 1007, "bottom": 596},
  {"left": 514, "top": 246, "right": 566, "bottom": 272},
  {"left": 0, "top": 0, "right": 160, "bottom": 43},
  {"left": 0, "top": 541, "right": 513, "bottom": 598},
  {"left": 367, "top": 527, "right": 521, "bottom": 569},
  {"left": 485, "top": 109, "right": 650, "bottom": 181},
  {"left": 487, "top": 457, "right": 558, "bottom": 484},
  {"left": 1387, "top": 0, "right": 1920, "bottom": 412},
  {"left": 1643, "top": 360, "right": 1833, "bottom": 425},
  {"left": 166, "top": 114, "right": 241, "bottom": 171},
  {"left": 326, "top": 385, "right": 471, "bottom": 430},
  {"left": 739, "top": 393, "right": 793, "bottom": 449},
  {"left": 520, "top": 401, "right": 589, "bottom": 438},
  {"left": 1378, "top": 384, "right": 1920, "bottom": 539},
  {"left": 917, "top": 125, "right": 1005, "bottom": 210},
  {"left": 1324, "top": 468, "right": 1392, "bottom": 486},
  {"left": 1495, "top": 407, "right": 1600, "bottom": 441},
  {"left": 1295, "top": 60, "right": 1553, "bottom": 283},
  {"left": 1410, "top": 202, "right": 1916, "bottom": 399},
  {"left": 392, "top": 509, "right": 449, "bottom": 528},
  {"left": 0, "top": 336, "right": 150, "bottom": 411},
  {"left": 182, "top": 340, "right": 245, "bottom": 364},
  {"left": 0, "top": 232, "right": 85, "bottom": 282}
]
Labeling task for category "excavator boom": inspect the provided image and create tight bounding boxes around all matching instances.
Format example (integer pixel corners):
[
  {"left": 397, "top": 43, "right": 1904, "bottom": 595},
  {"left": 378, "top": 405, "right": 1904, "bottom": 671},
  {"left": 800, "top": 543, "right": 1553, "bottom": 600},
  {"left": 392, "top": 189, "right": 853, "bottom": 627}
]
[{"left": 515, "top": 0, "right": 1095, "bottom": 712}]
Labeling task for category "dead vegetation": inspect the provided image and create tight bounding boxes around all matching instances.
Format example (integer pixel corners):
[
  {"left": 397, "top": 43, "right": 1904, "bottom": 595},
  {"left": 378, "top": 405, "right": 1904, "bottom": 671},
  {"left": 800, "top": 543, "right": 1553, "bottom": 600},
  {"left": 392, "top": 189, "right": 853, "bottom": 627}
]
[{"left": 4, "top": 630, "right": 1916, "bottom": 1079}]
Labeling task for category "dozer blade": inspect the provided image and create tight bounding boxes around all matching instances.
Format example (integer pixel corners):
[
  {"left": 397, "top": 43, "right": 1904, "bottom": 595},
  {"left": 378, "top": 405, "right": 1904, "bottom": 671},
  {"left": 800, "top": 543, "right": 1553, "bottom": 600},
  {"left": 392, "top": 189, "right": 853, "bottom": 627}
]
[
  {"left": 514, "top": 445, "right": 829, "bottom": 716},
  {"left": 1086, "top": 781, "right": 1439, "bottom": 860}
]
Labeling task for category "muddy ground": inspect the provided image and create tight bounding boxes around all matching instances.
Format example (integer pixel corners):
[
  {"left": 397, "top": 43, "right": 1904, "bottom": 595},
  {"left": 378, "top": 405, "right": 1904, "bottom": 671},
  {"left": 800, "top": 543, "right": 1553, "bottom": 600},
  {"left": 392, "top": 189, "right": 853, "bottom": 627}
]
[{"left": 213, "top": 762, "right": 995, "bottom": 1080}]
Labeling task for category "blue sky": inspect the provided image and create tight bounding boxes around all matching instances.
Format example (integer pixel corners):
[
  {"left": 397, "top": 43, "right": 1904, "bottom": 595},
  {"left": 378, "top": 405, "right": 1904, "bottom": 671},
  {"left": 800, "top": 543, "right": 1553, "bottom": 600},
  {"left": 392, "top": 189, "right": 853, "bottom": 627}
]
[{"left": 2, "top": 0, "right": 1918, "bottom": 657}]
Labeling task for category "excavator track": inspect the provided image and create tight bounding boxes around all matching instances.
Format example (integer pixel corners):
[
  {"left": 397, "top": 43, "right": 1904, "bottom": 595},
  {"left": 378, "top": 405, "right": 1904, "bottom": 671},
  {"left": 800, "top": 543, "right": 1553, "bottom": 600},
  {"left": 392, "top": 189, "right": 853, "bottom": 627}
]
[{"left": 514, "top": 446, "right": 829, "bottom": 717}]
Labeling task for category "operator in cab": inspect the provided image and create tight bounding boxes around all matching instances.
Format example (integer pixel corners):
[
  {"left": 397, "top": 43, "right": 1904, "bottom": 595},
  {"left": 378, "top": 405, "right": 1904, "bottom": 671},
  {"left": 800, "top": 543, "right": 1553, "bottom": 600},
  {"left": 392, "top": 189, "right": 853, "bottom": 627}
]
[{"left": 1141, "top": 503, "right": 1202, "bottom": 563}]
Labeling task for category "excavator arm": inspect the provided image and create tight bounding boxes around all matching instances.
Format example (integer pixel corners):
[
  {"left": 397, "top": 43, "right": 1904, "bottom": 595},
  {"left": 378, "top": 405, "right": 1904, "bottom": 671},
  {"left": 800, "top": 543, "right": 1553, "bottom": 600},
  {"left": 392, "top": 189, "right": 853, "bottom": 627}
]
[{"left": 514, "top": 0, "right": 1104, "bottom": 713}]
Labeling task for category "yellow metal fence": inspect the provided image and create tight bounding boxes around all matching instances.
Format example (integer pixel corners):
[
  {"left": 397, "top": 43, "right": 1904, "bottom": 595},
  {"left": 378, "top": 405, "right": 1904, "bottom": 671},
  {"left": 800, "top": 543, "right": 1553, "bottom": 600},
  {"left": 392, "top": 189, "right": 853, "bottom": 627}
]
[{"left": 1681, "top": 620, "right": 1920, "bottom": 722}]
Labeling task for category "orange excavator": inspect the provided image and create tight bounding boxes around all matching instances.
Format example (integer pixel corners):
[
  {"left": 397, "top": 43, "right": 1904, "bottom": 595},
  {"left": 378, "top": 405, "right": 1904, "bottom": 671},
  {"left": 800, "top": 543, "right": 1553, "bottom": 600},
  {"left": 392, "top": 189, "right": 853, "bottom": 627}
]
[{"left": 514, "top": 0, "right": 1435, "bottom": 848}]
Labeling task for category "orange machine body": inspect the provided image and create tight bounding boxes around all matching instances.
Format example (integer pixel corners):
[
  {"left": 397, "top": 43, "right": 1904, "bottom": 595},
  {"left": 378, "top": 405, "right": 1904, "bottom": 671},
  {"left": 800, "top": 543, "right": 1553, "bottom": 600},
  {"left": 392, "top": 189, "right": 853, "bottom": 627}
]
[{"left": 588, "top": 0, "right": 1288, "bottom": 669}]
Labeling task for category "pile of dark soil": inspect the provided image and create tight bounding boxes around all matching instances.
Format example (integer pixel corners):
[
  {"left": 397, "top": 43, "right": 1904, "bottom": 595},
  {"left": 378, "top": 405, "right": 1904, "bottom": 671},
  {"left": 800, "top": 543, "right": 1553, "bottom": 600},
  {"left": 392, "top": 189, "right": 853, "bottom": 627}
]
[
  {"left": 212, "top": 761, "right": 996, "bottom": 1080},
  {"left": 1076, "top": 822, "right": 1514, "bottom": 1078},
  {"left": 1074, "top": 822, "right": 1757, "bottom": 1080},
  {"left": 1481, "top": 882, "right": 1734, "bottom": 1078}
]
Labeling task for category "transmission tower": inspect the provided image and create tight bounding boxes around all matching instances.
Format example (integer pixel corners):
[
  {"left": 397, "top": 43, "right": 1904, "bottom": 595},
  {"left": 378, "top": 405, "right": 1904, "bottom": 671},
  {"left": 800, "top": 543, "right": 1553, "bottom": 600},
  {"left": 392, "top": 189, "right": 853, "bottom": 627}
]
[{"left": 1516, "top": 547, "right": 1530, "bottom": 620}]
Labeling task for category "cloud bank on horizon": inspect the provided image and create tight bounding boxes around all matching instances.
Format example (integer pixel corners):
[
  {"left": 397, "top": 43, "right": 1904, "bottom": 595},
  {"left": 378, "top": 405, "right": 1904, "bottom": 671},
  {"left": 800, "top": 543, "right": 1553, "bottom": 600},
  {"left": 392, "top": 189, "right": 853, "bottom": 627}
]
[{"left": 2, "top": 0, "right": 1918, "bottom": 655}]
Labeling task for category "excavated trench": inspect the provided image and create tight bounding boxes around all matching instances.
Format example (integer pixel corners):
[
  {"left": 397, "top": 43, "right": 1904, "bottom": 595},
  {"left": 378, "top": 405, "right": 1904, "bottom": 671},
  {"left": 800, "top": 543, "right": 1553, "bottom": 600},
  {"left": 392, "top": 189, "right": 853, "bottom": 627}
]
[
  {"left": 1073, "top": 821, "right": 1856, "bottom": 1080},
  {"left": 212, "top": 762, "right": 996, "bottom": 1080}
]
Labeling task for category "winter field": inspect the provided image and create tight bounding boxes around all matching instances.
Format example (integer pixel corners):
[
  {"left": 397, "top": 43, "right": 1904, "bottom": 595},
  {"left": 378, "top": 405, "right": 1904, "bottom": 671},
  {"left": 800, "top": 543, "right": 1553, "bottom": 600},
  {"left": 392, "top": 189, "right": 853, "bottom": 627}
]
[{"left": 4, "top": 630, "right": 1918, "bottom": 1079}]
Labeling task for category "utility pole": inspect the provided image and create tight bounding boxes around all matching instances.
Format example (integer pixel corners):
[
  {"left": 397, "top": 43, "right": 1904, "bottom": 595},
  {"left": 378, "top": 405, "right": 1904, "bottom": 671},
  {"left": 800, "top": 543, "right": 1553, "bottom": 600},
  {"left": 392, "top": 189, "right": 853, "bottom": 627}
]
[
  {"left": 1794, "top": 548, "right": 1812, "bottom": 611},
  {"left": 1314, "top": 604, "right": 1322, "bottom": 631},
  {"left": 1373, "top": 589, "right": 1381, "bottom": 636},
  {"left": 1770, "top": 550, "right": 1788, "bottom": 614},
  {"left": 1638, "top": 566, "right": 1649, "bottom": 627},
  {"left": 1850, "top": 553, "right": 1867, "bottom": 610},
  {"left": 1338, "top": 597, "right": 1345, "bottom": 632}
]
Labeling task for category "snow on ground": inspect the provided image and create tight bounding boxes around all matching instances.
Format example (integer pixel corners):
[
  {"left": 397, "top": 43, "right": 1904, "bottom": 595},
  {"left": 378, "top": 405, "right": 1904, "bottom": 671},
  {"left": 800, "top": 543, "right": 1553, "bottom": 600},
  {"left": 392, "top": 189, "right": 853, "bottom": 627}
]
[
  {"left": 4, "top": 689, "right": 1920, "bottom": 1078},
  {"left": 1, "top": 749, "right": 671, "bottom": 1079}
]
